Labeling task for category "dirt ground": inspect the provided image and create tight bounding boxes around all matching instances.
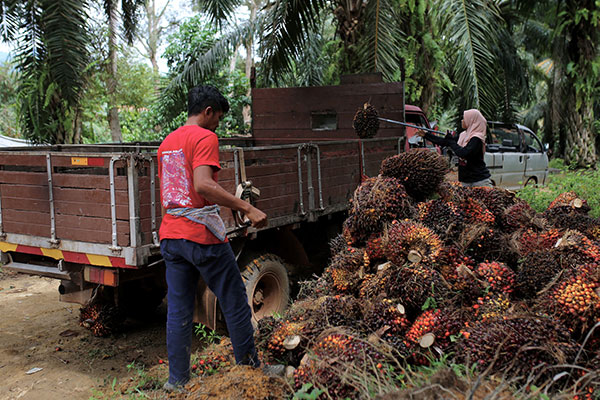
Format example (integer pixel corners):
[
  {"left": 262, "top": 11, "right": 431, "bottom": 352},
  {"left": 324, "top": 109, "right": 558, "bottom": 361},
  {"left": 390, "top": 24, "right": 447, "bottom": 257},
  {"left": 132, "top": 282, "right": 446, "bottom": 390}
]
[{"left": 0, "top": 270, "right": 192, "bottom": 400}]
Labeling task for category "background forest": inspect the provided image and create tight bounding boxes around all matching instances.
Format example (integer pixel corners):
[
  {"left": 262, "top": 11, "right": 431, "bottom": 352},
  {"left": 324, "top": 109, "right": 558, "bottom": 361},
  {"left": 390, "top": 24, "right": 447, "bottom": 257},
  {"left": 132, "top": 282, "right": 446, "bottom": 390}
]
[{"left": 0, "top": 0, "right": 598, "bottom": 167}]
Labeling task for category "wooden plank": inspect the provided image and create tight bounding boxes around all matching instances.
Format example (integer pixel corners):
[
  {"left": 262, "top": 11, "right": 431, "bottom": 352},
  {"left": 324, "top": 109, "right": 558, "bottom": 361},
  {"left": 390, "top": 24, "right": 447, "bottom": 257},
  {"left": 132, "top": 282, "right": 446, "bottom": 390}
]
[
  {"left": 0, "top": 171, "right": 47, "bottom": 185},
  {"left": 3, "top": 221, "right": 51, "bottom": 237},
  {"left": 55, "top": 201, "right": 129, "bottom": 220},
  {"left": 0, "top": 154, "right": 47, "bottom": 167},
  {"left": 1, "top": 198, "right": 50, "bottom": 213},
  {"left": 3, "top": 209, "right": 50, "bottom": 226},
  {"left": 56, "top": 224, "right": 129, "bottom": 246}
]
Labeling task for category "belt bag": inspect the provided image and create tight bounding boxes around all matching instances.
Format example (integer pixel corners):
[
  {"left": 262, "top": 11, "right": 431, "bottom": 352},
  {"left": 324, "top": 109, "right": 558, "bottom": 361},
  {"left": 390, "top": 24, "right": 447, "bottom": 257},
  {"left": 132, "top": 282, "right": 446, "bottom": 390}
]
[{"left": 167, "top": 205, "right": 227, "bottom": 241}]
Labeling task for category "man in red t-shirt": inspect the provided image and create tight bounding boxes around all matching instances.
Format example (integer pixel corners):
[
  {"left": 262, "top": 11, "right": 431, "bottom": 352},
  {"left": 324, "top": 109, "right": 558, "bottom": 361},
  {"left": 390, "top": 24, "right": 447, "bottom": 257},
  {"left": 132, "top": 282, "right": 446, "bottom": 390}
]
[{"left": 158, "top": 85, "right": 268, "bottom": 390}]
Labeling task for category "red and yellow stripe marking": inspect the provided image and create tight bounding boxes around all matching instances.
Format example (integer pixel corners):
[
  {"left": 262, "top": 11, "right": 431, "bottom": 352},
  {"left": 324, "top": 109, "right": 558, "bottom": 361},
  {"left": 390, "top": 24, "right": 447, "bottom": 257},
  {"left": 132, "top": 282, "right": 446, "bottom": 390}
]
[
  {"left": 70, "top": 157, "right": 105, "bottom": 167},
  {"left": 0, "top": 241, "right": 132, "bottom": 269}
]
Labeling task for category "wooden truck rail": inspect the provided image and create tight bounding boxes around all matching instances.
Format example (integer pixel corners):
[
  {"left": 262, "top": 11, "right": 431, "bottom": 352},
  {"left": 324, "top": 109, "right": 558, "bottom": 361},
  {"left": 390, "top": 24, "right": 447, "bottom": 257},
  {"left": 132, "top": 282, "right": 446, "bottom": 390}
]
[{"left": 0, "top": 136, "right": 402, "bottom": 270}]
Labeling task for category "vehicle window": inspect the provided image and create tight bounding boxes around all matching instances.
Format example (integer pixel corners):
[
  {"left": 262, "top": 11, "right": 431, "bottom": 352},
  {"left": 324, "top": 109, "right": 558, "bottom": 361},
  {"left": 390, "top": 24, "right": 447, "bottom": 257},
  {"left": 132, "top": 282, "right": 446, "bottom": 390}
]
[
  {"left": 487, "top": 126, "right": 520, "bottom": 147},
  {"left": 406, "top": 113, "right": 428, "bottom": 127},
  {"left": 522, "top": 130, "right": 542, "bottom": 153}
]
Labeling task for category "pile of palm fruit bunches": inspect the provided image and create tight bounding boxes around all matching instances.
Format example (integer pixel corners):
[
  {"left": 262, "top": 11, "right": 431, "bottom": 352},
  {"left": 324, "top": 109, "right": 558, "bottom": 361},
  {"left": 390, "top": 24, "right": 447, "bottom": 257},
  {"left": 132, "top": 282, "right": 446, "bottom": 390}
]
[{"left": 255, "top": 149, "right": 600, "bottom": 399}]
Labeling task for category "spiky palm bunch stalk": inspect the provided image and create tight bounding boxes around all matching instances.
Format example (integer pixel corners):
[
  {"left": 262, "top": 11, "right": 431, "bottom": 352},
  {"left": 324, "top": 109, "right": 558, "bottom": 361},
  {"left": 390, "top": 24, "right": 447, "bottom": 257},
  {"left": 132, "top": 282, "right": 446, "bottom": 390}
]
[
  {"left": 458, "top": 224, "right": 507, "bottom": 263},
  {"left": 384, "top": 219, "right": 443, "bottom": 265},
  {"left": 352, "top": 103, "right": 380, "bottom": 138},
  {"left": 379, "top": 150, "right": 448, "bottom": 201},
  {"left": 417, "top": 199, "right": 466, "bottom": 242},
  {"left": 476, "top": 261, "right": 516, "bottom": 295}
]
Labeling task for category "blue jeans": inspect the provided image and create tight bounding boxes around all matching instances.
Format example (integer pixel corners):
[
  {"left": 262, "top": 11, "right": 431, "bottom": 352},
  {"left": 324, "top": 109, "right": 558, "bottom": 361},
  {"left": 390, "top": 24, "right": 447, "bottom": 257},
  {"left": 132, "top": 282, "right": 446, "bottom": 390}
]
[{"left": 160, "top": 239, "right": 258, "bottom": 385}]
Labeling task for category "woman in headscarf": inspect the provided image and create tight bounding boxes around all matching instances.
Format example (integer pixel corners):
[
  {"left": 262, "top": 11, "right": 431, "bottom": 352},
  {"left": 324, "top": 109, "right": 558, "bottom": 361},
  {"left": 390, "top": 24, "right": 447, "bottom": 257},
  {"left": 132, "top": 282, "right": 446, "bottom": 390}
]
[{"left": 418, "top": 109, "right": 492, "bottom": 187}]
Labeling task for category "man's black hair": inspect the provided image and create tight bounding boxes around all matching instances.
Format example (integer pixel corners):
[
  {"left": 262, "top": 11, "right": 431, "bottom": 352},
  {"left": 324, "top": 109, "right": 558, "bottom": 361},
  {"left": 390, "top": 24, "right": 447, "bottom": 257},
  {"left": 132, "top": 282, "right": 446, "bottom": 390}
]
[{"left": 187, "top": 85, "right": 230, "bottom": 116}]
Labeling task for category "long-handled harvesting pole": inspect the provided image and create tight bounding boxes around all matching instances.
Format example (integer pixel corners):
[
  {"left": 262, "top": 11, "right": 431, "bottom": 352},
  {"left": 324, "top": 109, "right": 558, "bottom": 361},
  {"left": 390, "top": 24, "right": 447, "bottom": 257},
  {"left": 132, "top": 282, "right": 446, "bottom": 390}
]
[{"left": 377, "top": 117, "right": 446, "bottom": 137}]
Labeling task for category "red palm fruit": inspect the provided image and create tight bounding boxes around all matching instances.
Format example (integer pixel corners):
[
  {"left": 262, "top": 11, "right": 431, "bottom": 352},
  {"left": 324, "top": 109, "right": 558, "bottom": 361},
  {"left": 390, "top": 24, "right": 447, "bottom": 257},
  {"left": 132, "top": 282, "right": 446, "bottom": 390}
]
[
  {"left": 379, "top": 149, "right": 448, "bottom": 201},
  {"left": 476, "top": 261, "right": 516, "bottom": 294},
  {"left": 516, "top": 228, "right": 561, "bottom": 256},
  {"left": 460, "top": 197, "right": 496, "bottom": 225},
  {"left": 405, "top": 309, "right": 441, "bottom": 345},
  {"left": 502, "top": 201, "right": 537, "bottom": 232}
]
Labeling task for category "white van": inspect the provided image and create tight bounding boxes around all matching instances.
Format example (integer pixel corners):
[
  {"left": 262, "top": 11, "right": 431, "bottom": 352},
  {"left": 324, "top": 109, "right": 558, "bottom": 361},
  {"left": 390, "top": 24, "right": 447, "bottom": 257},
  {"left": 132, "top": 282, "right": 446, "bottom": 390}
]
[{"left": 484, "top": 122, "right": 549, "bottom": 190}]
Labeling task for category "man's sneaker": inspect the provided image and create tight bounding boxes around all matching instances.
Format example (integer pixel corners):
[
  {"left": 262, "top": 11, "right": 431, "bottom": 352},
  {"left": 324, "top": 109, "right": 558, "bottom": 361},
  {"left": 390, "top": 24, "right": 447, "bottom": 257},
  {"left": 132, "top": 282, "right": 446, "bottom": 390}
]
[
  {"left": 261, "top": 363, "right": 285, "bottom": 377},
  {"left": 163, "top": 381, "right": 187, "bottom": 393}
]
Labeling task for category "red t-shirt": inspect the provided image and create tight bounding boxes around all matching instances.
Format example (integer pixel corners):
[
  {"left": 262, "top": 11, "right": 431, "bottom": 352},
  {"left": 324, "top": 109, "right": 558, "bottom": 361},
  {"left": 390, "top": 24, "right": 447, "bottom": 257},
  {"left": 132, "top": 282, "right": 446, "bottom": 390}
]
[{"left": 158, "top": 125, "right": 226, "bottom": 245}]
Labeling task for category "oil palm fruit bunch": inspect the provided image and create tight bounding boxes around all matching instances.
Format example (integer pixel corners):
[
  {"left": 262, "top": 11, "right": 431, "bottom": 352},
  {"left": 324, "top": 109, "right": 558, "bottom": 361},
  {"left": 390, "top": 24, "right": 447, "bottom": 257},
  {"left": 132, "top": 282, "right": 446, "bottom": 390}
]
[
  {"left": 294, "top": 333, "right": 382, "bottom": 399},
  {"left": 264, "top": 319, "right": 307, "bottom": 362},
  {"left": 417, "top": 199, "right": 465, "bottom": 242},
  {"left": 353, "top": 102, "right": 380, "bottom": 139},
  {"left": 548, "top": 191, "right": 590, "bottom": 214},
  {"left": 433, "top": 247, "right": 475, "bottom": 286},
  {"left": 324, "top": 246, "right": 366, "bottom": 294},
  {"left": 434, "top": 307, "right": 473, "bottom": 352},
  {"left": 379, "top": 149, "right": 448, "bottom": 200},
  {"left": 380, "top": 263, "right": 444, "bottom": 314},
  {"left": 458, "top": 315, "right": 573, "bottom": 375},
  {"left": 459, "top": 197, "right": 495, "bottom": 225},
  {"left": 362, "top": 298, "right": 410, "bottom": 340},
  {"left": 405, "top": 309, "right": 442, "bottom": 346},
  {"left": 329, "top": 234, "right": 348, "bottom": 257},
  {"left": 502, "top": 201, "right": 537, "bottom": 233},
  {"left": 476, "top": 262, "right": 516, "bottom": 295},
  {"left": 384, "top": 219, "right": 442, "bottom": 265},
  {"left": 437, "top": 181, "right": 467, "bottom": 203},
  {"left": 554, "top": 230, "right": 600, "bottom": 265},
  {"left": 321, "top": 295, "right": 363, "bottom": 328},
  {"left": 348, "top": 176, "right": 414, "bottom": 240},
  {"left": 458, "top": 224, "right": 503, "bottom": 262},
  {"left": 515, "top": 250, "right": 561, "bottom": 298},
  {"left": 468, "top": 186, "right": 517, "bottom": 222},
  {"left": 544, "top": 208, "right": 599, "bottom": 236},
  {"left": 79, "top": 302, "right": 123, "bottom": 337},
  {"left": 516, "top": 228, "right": 561, "bottom": 256},
  {"left": 539, "top": 265, "right": 600, "bottom": 335}
]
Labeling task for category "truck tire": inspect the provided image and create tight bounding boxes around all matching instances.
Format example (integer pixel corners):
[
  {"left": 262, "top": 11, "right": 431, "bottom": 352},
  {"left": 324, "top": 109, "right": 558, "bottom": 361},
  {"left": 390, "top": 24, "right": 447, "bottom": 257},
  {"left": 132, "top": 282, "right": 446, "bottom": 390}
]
[{"left": 241, "top": 254, "right": 290, "bottom": 325}]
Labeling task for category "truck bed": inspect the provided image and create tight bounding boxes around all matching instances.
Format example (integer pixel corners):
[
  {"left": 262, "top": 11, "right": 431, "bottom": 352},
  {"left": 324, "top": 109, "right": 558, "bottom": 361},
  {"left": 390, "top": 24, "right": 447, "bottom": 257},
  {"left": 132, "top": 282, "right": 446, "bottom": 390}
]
[{"left": 0, "top": 137, "right": 401, "bottom": 268}]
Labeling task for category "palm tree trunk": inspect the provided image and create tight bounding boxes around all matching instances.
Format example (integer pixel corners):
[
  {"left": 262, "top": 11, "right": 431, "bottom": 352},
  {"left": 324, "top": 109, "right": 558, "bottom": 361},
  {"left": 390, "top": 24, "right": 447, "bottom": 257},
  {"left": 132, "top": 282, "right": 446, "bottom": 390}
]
[
  {"left": 107, "top": 0, "right": 122, "bottom": 143},
  {"left": 243, "top": 0, "right": 258, "bottom": 126}
]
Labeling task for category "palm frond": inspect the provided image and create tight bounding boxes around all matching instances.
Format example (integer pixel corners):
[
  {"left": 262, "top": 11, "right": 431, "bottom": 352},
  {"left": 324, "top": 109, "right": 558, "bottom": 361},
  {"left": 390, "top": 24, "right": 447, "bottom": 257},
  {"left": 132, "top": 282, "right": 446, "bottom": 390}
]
[
  {"left": 121, "top": 0, "right": 145, "bottom": 43},
  {"left": 259, "top": 0, "right": 326, "bottom": 75},
  {"left": 0, "top": 0, "right": 20, "bottom": 41},
  {"left": 193, "top": 0, "right": 243, "bottom": 28},
  {"left": 438, "top": 0, "right": 505, "bottom": 117}
]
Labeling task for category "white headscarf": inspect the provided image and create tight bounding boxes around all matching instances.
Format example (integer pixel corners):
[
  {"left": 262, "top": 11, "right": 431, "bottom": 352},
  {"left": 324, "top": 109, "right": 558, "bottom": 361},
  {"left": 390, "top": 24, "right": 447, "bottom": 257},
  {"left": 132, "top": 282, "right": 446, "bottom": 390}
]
[{"left": 458, "top": 109, "right": 487, "bottom": 153}]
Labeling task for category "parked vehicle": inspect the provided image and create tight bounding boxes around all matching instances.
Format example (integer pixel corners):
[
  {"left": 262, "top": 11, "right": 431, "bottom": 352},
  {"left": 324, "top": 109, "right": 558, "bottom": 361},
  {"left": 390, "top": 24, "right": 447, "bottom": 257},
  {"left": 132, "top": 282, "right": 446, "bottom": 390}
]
[
  {"left": 485, "top": 121, "right": 549, "bottom": 190},
  {"left": 0, "top": 74, "right": 421, "bottom": 331}
]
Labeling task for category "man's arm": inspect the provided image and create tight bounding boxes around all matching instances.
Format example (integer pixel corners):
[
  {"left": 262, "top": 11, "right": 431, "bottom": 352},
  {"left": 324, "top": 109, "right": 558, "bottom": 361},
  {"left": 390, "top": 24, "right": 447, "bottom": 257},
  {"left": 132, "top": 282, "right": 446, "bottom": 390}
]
[{"left": 193, "top": 165, "right": 267, "bottom": 228}]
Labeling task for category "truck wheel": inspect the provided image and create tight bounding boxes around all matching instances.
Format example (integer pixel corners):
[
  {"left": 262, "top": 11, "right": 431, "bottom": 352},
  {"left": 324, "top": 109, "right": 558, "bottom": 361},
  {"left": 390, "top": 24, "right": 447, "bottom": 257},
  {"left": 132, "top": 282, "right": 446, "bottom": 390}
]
[
  {"left": 241, "top": 254, "right": 290, "bottom": 324},
  {"left": 524, "top": 177, "right": 537, "bottom": 187}
]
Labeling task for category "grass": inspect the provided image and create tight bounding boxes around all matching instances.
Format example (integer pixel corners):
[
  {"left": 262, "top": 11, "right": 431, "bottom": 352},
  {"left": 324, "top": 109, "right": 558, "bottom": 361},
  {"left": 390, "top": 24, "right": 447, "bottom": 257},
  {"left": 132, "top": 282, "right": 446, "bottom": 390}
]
[{"left": 517, "top": 160, "right": 600, "bottom": 217}]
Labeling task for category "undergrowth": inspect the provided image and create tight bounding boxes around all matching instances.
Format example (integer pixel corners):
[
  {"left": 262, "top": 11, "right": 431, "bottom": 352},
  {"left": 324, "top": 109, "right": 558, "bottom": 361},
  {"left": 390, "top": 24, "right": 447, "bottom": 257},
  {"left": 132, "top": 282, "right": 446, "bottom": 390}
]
[{"left": 517, "top": 160, "right": 600, "bottom": 217}]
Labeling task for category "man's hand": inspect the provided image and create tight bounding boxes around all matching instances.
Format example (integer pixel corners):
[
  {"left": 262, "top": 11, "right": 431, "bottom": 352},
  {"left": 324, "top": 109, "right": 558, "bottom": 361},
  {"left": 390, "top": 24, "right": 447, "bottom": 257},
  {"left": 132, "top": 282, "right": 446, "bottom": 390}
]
[
  {"left": 416, "top": 129, "right": 426, "bottom": 137},
  {"left": 245, "top": 206, "right": 268, "bottom": 228}
]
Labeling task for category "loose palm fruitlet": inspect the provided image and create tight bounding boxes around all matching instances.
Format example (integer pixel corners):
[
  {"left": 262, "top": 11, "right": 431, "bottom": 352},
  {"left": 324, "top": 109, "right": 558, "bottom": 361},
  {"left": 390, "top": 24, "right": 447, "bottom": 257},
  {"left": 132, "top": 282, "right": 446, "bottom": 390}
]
[
  {"left": 380, "top": 150, "right": 448, "bottom": 200},
  {"left": 385, "top": 219, "right": 442, "bottom": 265},
  {"left": 353, "top": 102, "right": 380, "bottom": 139}
]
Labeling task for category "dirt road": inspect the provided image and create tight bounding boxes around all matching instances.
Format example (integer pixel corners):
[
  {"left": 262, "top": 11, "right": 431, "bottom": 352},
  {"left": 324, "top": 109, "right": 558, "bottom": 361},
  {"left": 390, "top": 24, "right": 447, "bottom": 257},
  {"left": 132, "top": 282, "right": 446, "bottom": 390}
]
[{"left": 0, "top": 270, "right": 182, "bottom": 400}]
